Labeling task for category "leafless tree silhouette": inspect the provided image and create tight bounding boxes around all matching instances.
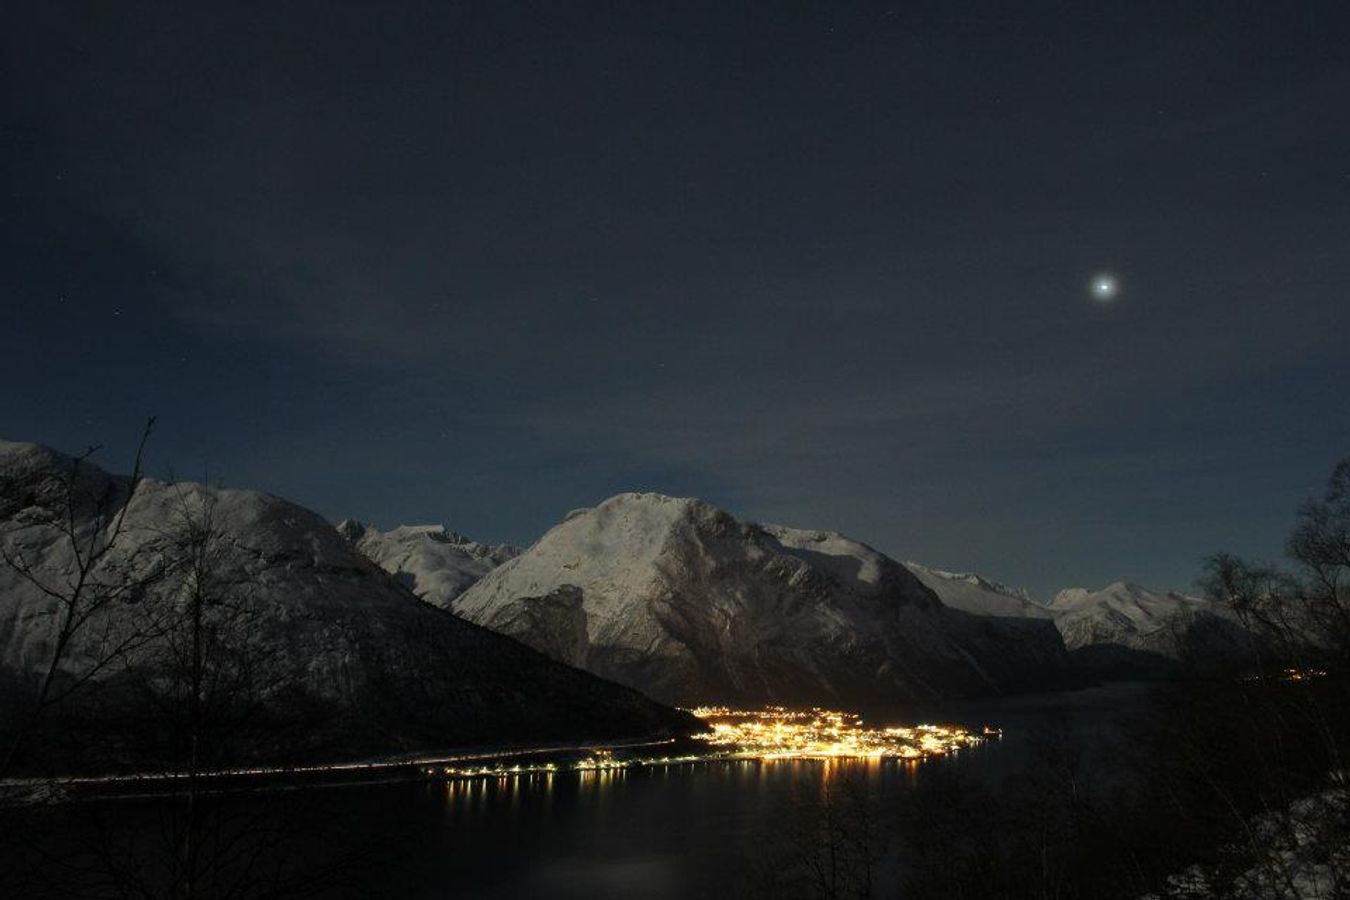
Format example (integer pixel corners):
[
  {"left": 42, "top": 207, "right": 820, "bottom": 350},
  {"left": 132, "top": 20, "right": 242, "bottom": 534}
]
[
  {"left": 1, "top": 418, "right": 163, "bottom": 778},
  {"left": 2, "top": 468, "right": 374, "bottom": 900},
  {"left": 753, "top": 764, "right": 884, "bottom": 900}
]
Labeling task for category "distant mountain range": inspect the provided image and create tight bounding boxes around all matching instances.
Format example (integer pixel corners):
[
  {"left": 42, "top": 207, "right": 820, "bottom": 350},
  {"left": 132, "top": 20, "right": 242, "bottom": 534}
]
[
  {"left": 422, "top": 492, "right": 1069, "bottom": 705},
  {"left": 903, "top": 563, "right": 1251, "bottom": 675},
  {"left": 0, "top": 441, "right": 695, "bottom": 773},
  {"left": 350, "top": 495, "right": 1253, "bottom": 694},
  {"left": 1, "top": 436, "right": 1256, "bottom": 776},
  {"left": 1047, "top": 581, "right": 1252, "bottom": 674}
]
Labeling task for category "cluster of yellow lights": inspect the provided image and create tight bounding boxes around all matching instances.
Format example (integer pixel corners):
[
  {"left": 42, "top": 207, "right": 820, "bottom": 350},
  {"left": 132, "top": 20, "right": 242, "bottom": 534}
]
[
  {"left": 430, "top": 749, "right": 707, "bottom": 781},
  {"left": 432, "top": 762, "right": 561, "bottom": 778},
  {"left": 687, "top": 706, "right": 988, "bottom": 760},
  {"left": 425, "top": 707, "right": 994, "bottom": 783},
  {"left": 1243, "top": 667, "right": 1332, "bottom": 684}
]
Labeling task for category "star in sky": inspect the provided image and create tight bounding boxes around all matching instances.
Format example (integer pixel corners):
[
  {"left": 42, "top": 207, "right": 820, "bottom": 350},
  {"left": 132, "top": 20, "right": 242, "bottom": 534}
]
[{"left": 1091, "top": 274, "right": 1119, "bottom": 302}]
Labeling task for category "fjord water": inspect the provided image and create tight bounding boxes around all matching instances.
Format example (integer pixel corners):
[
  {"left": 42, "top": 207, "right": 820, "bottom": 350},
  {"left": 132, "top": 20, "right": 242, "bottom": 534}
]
[
  {"left": 7, "top": 683, "right": 1149, "bottom": 898},
  {"left": 324, "top": 682, "right": 1151, "bottom": 899}
]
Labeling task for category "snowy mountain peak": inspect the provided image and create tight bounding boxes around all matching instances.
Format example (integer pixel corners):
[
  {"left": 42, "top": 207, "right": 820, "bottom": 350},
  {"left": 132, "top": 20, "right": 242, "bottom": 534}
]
[
  {"left": 1104, "top": 580, "right": 1161, "bottom": 598},
  {"left": 912, "top": 563, "right": 1251, "bottom": 672},
  {"left": 905, "top": 562, "right": 1036, "bottom": 604},
  {"left": 455, "top": 494, "right": 1070, "bottom": 705},
  {"left": 0, "top": 442, "right": 694, "bottom": 767},
  {"left": 0, "top": 439, "right": 69, "bottom": 469},
  {"left": 338, "top": 519, "right": 521, "bottom": 605},
  {"left": 1, "top": 439, "right": 130, "bottom": 524},
  {"left": 581, "top": 491, "right": 731, "bottom": 535},
  {"left": 1047, "top": 580, "right": 1241, "bottom": 667},
  {"left": 1051, "top": 581, "right": 1204, "bottom": 613},
  {"left": 903, "top": 560, "right": 1050, "bottom": 620}
]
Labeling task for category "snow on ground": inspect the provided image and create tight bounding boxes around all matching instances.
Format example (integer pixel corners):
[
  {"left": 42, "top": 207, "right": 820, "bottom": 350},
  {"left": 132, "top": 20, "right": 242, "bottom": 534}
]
[{"left": 1144, "top": 787, "right": 1349, "bottom": 900}]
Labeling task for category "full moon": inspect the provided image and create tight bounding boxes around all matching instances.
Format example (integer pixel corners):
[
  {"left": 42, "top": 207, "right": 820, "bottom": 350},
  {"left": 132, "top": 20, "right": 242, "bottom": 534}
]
[{"left": 1091, "top": 274, "right": 1119, "bottom": 302}]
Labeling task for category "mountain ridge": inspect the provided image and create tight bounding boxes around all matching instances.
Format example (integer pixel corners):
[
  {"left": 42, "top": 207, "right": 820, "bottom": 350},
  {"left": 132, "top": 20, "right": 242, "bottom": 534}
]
[
  {"left": 335, "top": 490, "right": 1251, "bottom": 687},
  {"left": 0, "top": 440, "right": 698, "bottom": 773},
  {"left": 451, "top": 492, "right": 1071, "bottom": 706},
  {"left": 335, "top": 519, "right": 522, "bottom": 605}
]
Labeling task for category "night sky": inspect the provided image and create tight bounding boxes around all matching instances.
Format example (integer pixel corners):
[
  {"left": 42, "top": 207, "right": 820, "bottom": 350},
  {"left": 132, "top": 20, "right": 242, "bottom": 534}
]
[{"left": 4, "top": 2, "right": 1348, "bottom": 598}]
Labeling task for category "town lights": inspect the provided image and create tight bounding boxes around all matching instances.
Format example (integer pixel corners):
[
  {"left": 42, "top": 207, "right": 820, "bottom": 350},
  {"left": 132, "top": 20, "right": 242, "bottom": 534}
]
[
  {"left": 686, "top": 707, "right": 985, "bottom": 760},
  {"left": 426, "top": 707, "right": 993, "bottom": 785}
]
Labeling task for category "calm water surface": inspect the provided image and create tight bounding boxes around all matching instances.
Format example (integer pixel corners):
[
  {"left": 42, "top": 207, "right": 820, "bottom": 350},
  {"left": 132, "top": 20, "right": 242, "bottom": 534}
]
[
  {"left": 325, "top": 682, "right": 1153, "bottom": 899},
  {"left": 7, "top": 683, "right": 1150, "bottom": 898}
]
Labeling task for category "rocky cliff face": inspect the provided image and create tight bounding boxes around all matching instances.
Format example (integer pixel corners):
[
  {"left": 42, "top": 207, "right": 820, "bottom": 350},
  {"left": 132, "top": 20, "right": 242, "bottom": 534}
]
[
  {"left": 0, "top": 441, "right": 698, "bottom": 772},
  {"left": 453, "top": 493, "right": 1070, "bottom": 706}
]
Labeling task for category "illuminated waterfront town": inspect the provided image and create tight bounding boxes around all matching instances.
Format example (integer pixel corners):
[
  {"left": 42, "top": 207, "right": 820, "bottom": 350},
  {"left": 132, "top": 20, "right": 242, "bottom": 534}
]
[
  {"left": 427, "top": 707, "right": 992, "bottom": 782},
  {"left": 688, "top": 706, "right": 989, "bottom": 760}
]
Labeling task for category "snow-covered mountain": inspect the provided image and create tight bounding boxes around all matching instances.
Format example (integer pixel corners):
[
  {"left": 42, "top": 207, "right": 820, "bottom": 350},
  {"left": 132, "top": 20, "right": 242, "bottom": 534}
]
[
  {"left": 0, "top": 441, "right": 697, "bottom": 772},
  {"left": 337, "top": 520, "right": 520, "bottom": 605},
  {"left": 452, "top": 492, "right": 1070, "bottom": 706},
  {"left": 1049, "top": 581, "right": 1250, "bottom": 669},
  {"left": 903, "top": 562, "right": 1053, "bottom": 619},
  {"left": 907, "top": 561, "right": 1252, "bottom": 674}
]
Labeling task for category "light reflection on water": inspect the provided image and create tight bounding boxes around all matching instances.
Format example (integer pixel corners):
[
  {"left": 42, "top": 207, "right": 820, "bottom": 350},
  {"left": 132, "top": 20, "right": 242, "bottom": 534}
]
[
  {"left": 440, "top": 751, "right": 937, "bottom": 801},
  {"left": 436, "top": 753, "right": 937, "bottom": 819},
  {"left": 347, "top": 683, "right": 1151, "bottom": 899},
  {"left": 408, "top": 753, "right": 953, "bottom": 899},
  {"left": 2, "top": 685, "right": 1151, "bottom": 900}
]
